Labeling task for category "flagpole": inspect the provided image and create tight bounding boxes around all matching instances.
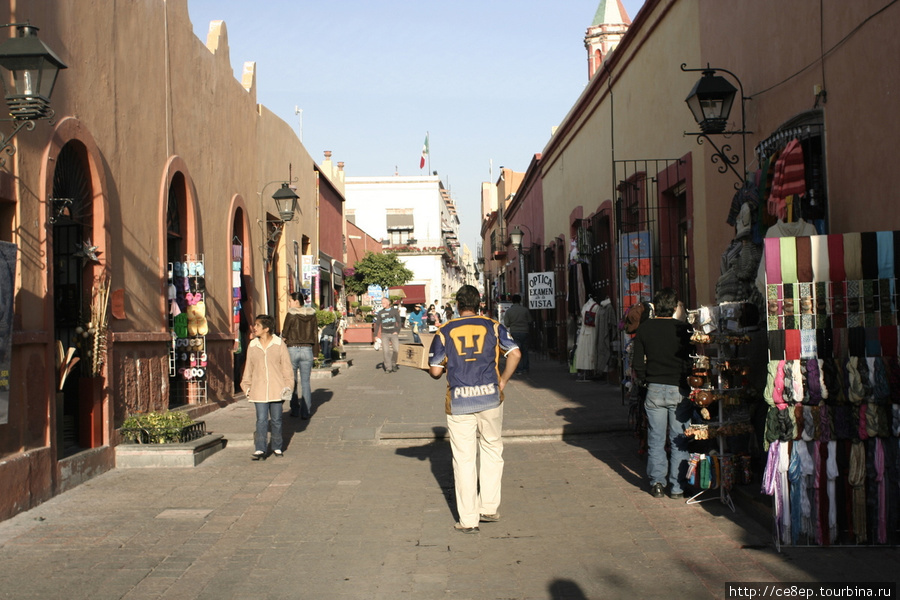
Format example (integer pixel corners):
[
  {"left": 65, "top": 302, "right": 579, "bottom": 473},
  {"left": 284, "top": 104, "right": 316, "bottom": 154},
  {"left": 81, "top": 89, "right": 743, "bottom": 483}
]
[{"left": 427, "top": 130, "right": 431, "bottom": 175}]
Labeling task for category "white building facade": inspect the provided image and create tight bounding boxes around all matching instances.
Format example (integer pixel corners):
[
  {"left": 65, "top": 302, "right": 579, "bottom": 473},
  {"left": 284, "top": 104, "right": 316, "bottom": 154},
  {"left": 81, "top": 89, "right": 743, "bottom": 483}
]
[{"left": 344, "top": 175, "right": 466, "bottom": 307}]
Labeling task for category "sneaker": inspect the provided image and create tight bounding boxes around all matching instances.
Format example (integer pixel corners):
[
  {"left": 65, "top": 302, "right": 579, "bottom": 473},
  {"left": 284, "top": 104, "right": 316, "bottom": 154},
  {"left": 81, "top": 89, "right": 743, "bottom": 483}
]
[
  {"left": 479, "top": 513, "right": 500, "bottom": 523},
  {"left": 650, "top": 483, "right": 665, "bottom": 498},
  {"left": 273, "top": 450, "right": 283, "bottom": 457},
  {"left": 454, "top": 523, "right": 479, "bottom": 534},
  {"left": 251, "top": 451, "right": 266, "bottom": 461},
  {"left": 669, "top": 492, "right": 684, "bottom": 500}
]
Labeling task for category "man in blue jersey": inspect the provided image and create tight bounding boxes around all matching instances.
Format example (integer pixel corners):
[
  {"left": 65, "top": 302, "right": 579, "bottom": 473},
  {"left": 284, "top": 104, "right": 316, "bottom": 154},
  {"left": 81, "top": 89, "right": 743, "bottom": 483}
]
[{"left": 428, "top": 285, "right": 521, "bottom": 534}]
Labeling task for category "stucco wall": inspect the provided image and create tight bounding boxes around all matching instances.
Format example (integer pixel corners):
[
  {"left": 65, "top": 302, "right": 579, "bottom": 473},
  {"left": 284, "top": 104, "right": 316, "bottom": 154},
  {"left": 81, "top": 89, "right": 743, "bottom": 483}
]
[
  {"left": 698, "top": 0, "right": 900, "bottom": 235},
  {"left": 0, "top": 0, "right": 321, "bottom": 520}
]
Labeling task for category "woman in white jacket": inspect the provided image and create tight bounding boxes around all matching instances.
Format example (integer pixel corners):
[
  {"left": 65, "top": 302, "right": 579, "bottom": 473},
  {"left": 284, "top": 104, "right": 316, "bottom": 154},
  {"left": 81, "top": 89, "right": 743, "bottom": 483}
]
[{"left": 241, "top": 314, "right": 294, "bottom": 460}]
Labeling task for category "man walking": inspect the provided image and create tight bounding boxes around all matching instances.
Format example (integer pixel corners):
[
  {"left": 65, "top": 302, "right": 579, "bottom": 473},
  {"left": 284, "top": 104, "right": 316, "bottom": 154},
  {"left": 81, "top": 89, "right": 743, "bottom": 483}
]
[
  {"left": 502, "top": 294, "right": 532, "bottom": 374},
  {"left": 428, "top": 285, "right": 521, "bottom": 533},
  {"left": 373, "top": 297, "right": 401, "bottom": 372}
]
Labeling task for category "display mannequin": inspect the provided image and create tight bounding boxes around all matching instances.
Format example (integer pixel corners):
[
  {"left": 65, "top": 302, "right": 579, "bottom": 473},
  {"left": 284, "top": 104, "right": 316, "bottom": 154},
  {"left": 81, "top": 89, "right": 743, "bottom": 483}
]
[{"left": 574, "top": 295, "right": 600, "bottom": 381}]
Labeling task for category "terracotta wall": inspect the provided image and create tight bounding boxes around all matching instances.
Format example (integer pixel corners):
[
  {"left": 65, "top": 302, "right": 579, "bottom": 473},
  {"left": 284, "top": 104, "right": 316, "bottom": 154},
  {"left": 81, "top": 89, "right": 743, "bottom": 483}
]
[{"left": 0, "top": 0, "right": 320, "bottom": 520}]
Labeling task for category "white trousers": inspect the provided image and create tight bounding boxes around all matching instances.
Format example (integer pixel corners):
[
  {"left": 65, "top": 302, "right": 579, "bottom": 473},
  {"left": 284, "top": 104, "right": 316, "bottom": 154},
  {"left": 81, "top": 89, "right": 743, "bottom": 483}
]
[{"left": 446, "top": 403, "right": 504, "bottom": 528}]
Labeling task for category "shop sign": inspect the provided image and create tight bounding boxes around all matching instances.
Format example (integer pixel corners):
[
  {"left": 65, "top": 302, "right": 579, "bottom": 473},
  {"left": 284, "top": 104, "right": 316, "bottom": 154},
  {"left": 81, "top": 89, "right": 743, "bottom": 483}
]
[
  {"left": 368, "top": 285, "right": 384, "bottom": 305},
  {"left": 302, "top": 255, "right": 317, "bottom": 287},
  {"left": 619, "top": 231, "right": 652, "bottom": 311},
  {"left": 527, "top": 272, "right": 555, "bottom": 309}
]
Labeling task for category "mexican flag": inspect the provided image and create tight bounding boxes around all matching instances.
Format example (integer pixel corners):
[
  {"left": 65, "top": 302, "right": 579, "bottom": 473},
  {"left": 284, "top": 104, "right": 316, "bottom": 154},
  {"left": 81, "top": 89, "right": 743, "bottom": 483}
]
[{"left": 419, "top": 134, "right": 429, "bottom": 169}]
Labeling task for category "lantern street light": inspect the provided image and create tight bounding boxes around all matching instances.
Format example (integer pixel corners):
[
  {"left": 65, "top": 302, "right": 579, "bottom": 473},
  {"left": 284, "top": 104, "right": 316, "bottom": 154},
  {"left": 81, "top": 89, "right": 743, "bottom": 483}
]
[
  {"left": 0, "top": 24, "right": 67, "bottom": 165},
  {"left": 681, "top": 64, "right": 750, "bottom": 186},
  {"left": 508, "top": 224, "right": 532, "bottom": 298},
  {"left": 271, "top": 182, "right": 300, "bottom": 222},
  {"left": 258, "top": 178, "right": 300, "bottom": 264}
]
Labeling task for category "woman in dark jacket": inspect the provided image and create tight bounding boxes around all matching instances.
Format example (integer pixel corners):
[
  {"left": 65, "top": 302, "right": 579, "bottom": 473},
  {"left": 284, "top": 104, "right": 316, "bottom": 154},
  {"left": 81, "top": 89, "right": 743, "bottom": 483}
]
[{"left": 281, "top": 293, "right": 319, "bottom": 419}]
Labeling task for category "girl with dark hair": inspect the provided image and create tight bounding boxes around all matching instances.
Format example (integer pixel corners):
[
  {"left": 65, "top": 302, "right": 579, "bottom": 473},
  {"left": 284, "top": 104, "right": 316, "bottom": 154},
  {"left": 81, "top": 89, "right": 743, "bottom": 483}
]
[{"left": 241, "top": 314, "right": 293, "bottom": 459}]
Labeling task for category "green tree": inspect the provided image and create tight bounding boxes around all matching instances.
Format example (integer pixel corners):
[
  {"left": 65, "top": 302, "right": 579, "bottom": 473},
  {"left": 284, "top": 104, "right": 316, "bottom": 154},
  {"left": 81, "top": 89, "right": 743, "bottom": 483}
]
[{"left": 344, "top": 251, "right": 413, "bottom": 296}]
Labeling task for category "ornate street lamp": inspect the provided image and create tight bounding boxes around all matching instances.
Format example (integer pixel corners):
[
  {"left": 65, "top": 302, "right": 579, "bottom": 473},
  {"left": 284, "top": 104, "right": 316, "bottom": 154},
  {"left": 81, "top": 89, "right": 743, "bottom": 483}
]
[
  {"left": 508, "top": 224, "right": 532, "bottom": 297},
  {"left": 509, "top": 226, "right": 524, "bottom": 250},
  {"left": 0, "top": 24, "right": 67, "bottom": 164},
  {"left": 681, "top": 64, "right": 750, "bottom": 186},
  {"left": 684, "top": 68, "right": 737, "bottom": 135},
  {"left": 271, "top": 182, "right": 299, "bottom": 222},
  {"left": 258, "top": 178, "right": 300, "bottom": 265}
]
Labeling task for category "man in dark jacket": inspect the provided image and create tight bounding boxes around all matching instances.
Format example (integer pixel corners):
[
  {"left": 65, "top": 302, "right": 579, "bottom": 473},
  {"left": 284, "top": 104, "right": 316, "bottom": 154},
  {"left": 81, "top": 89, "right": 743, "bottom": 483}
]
[{"left": 631, "top": 287, "right": 693, "bottom": 499}]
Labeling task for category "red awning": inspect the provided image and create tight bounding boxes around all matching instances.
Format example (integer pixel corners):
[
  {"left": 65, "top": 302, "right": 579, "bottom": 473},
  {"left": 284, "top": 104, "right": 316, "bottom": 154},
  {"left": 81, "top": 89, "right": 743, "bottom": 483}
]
[{"left": 393, "top": 284, "right": 426, "bottom": 305}]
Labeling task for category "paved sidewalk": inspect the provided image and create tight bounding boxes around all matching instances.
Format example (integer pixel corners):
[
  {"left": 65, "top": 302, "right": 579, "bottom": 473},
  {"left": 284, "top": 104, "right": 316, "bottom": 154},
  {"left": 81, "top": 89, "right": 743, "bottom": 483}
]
[
  {"left": 0, "top": 342, "right": 897, "bottom": 600},
  {"left": 201, "top": 335, "right": 631, "bottom": 447}
]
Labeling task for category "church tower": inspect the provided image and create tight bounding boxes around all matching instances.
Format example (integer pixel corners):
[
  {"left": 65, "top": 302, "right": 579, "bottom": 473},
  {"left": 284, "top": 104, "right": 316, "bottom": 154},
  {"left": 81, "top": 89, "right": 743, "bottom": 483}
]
[{"left": 585, "top": 0, "right": 632, "bottom": 79}]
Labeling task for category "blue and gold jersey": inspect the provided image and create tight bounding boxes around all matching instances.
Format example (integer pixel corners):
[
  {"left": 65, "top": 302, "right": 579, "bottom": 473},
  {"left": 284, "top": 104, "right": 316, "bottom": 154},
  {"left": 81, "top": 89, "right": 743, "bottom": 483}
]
[{"left": 428, "top": 315, "right": 518, "bottom": 415}]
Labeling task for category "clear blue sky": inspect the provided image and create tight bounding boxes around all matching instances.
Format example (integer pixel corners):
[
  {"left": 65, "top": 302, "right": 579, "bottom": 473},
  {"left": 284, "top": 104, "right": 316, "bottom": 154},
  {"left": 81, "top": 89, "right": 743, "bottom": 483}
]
[{"left": 187, "top": 0, "right": 646, "bottom": 253}]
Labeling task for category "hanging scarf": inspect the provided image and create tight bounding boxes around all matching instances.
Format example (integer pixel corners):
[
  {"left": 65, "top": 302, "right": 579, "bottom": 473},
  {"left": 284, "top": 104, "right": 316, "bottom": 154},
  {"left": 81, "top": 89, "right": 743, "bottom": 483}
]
[
  {"left": 810, "top": 234, "right": 829, "bottom": 283},
  {"left": 820, "top": 404, "right": 831, "bottom": 443},
  {"left": 802, "top": 406, "right": 816, "bottom": 441},
  {"left": 788, "top": 443, "right": 803, "bottom": 544},
  {"left": 783, "top": 361, "right": 795, "bottom": 405},
  {"left": 885, "top": 355, "right": 900, "bottom": 394},
  {"left": 778, "top": 442, "right": 792, "bottom": 545},
  {"left": 846, "top": 357, "right": 866, "bottom": 405},
  {"left": 826, "top": 440, "right": 838, "bottom": 543},
  {"left": 806, "top": 358, "right": 823, "bottom": 405},
  {"left": 796, "top": 441, "right": 815, "bottom": 539},
  {"left": 871, "top": 357, "right": 890, "bottom": 404},
  {"left": 858, "top": 404, "right": 869, "bottom": 441},
  {"left": 765, "top": 360, "right": 782, "bottom": 408},
  {"left": 875, "top": 438, "right": 887, "bottom": 544},
  {"left": 763, "top": 441, "right": 783, "bottom": 542},
  {"left": 813, "top": 440, "right": 824, "bottom": 544},
  {"left": 827, "top": 234, "right": 846, "bottom": 282},
  {"left": 877, "top": 231, "right": 895, "bottom": 280},
  {"left": 848, "top": 441, "right": 868, "bottom": 543},
  {"left": 790, "top": 360, "right": 804, "bottom": 405},
  {"left": 843, "top": 233, "right": 863, "bottom": 281}
]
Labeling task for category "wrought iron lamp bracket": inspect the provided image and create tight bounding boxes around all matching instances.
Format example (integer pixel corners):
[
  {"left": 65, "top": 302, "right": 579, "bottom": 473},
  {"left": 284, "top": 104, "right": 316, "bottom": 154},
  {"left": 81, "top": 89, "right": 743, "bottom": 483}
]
[{"left": 685, "top": 131, "right": 749, "bottom": 189}]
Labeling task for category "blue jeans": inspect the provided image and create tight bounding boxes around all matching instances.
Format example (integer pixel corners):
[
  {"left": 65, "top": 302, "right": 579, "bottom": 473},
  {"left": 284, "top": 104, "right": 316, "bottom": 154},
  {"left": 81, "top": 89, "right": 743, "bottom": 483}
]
[
  {"left": 411, "top": 322, "right": 422, "bottom": 344},
  {"left": 288, "top": 346, "right": 314, "bottom": 418},
  {"left": 320, "top": 335, "right": 333, "bottom": 363},
  {"left": 644, "top": 383, "right": 691, "bottom": 494},
  {"left": 254, "top": 401, "right": 283, "bottom": 453},
  {"left": 511, "top": 331, "right": 529, "bottom": 373}
]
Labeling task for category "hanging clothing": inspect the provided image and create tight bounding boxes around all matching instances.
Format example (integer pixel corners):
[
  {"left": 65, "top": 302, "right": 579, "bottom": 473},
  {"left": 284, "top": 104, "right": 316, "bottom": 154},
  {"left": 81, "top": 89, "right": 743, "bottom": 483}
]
[
  {"left": 574, "top": 298, "right": 599, "bottom": 370},
  {"left": 595, "top": 299, "right": 614, "bottom": 373}
]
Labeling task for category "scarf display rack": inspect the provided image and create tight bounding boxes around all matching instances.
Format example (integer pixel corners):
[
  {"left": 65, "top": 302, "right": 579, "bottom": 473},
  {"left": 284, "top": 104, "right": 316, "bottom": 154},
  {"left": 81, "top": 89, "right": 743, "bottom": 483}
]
[
  {"left": 167, "top": 253, "right": 209, "bottom": 405},
  {"left": 762, "top": 231, "right": 900, "bottom": 548},
  {"left": 685, "top": 302, "right": 757, "bottom": 511}
]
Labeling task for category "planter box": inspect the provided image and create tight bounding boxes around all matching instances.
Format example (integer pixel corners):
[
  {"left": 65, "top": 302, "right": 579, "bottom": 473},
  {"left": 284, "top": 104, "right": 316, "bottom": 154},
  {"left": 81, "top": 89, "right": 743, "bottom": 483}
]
[
  {"left": 116, "top": 433, "right": 225, "bottom": 468},
  {"left": 311, "top": 367, "right": 339, "bottom": 379},
  {"left": 79, "top": 376, "right": 104, "bottom": 448},
  {"left": 332, "top": 358, "right": 353, "bottom": 370},
  {"left": 121, "top": 421, "right": 207, "bottom": 444},
  {"left": 343, "top": 324, "right": 374, "bottom": 344}
]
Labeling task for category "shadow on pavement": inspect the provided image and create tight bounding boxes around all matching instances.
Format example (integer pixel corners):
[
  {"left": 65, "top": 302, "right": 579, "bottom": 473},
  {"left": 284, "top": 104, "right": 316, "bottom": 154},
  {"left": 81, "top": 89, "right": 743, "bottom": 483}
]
[{"left": 394, "top": 426, "right": 457, "bottom": 521}]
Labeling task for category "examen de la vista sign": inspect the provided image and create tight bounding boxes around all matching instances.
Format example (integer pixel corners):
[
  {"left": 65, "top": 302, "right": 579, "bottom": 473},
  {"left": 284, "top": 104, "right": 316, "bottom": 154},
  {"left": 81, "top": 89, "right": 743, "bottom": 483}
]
[{"left": 527, "top": 272, "right": 555, "bottom": 310}]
